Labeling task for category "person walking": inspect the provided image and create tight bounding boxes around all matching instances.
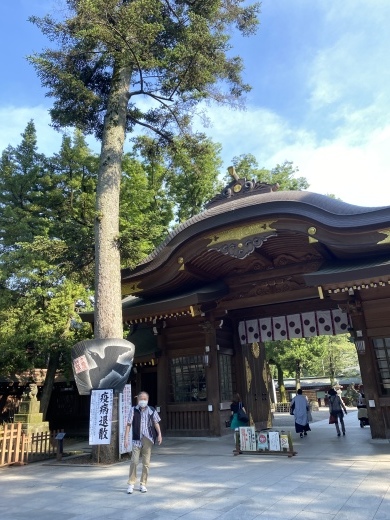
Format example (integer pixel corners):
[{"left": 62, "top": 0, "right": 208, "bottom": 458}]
[
  {"left": 328, "top": 388, "right": 348, "bottom": 436},
  {"left": 357, "top": 385, "right": 366, "bottom": 407},
  {"left": 124, "top": 391, "right": 162, "bottom": 494},
  {"left": 230, "top": 393, "right": 248, "bottom": 431},
  {"left": 290, "top": 388, "right": 311, "bottom": 438}
]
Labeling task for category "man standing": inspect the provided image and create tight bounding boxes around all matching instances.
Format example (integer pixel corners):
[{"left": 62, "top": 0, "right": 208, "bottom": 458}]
[{"left": 124, "top": 391, "right": 162, "bottom": 494}]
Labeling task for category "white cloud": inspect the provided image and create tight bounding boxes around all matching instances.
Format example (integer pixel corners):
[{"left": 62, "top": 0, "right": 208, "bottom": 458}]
[
  {"left": 270, "top": 126, "right": 390, "bottom": 207},
  {"left": 308, "top": 4, "right": 390, "bottom": 118},
  {"left": 200, "top": 102, "right": 390, "bottom": 208}
]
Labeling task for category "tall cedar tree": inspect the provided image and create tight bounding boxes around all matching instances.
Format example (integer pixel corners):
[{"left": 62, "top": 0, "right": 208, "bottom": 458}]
[
  {"left": 28, "top": 0, "right": 260, "bottom": 340},
  {"left": 0, "top": 124, "right": 95, "bottom": 417}
]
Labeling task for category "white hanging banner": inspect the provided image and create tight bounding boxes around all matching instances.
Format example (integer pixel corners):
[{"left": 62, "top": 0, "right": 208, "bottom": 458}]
[
  {"left": 272, "top": 316, "right": 288, "bottom": 341},
  {"left": 287, "top": 314, "right": 303, "bottom": 339},
  {"left": 89, "top": 389, "right": 113, "bottom": 445},
  {"left": 301, "top": 312, "right": 318, "bottom": 338},
  {"left": 238, "top": 309, "right": 349, "bottom": 344},
  {"left": 119, "top": 384, "right": 132, "bottom": 455},
  {"left": 332, "top": 309, "right": 350, "bottom": 334},
  {"left": 259, "top": 317, "right": 273, "bottom": 342},
  {"left": 238, "top": 321, "right": 248, "bottom": 345},
  {"left": 246, "top": 319, "right": 260, "bottom": 343},
  {"left": 316, "top": 310, "right": 333, "bottom": 335}
]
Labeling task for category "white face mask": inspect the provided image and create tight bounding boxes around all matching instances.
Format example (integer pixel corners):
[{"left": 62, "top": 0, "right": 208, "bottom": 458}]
[{"left": 138, "top": 400, "right": 148, "bottom": 408}]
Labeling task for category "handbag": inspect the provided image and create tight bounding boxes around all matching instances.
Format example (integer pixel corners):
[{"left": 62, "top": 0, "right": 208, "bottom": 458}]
[
  {"left": 329, "top": 414, "right": 336, "bottom": 424},
  {"left": 225, "top": 417, "right": 232, "bottom": 428},
  {"left": 237, "top": 402, "right": 249, "bottom": 423}
]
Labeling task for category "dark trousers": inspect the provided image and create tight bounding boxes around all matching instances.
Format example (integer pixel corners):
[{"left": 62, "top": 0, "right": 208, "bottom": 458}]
[{"left": 334, "top": 413, "right": 345, "bottom": 434}]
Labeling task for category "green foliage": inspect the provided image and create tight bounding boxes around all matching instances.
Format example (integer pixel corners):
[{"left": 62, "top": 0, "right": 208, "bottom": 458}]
[
  {"left": 0, "top": 121, "right": 225, "bottom": 373},
  {"left": 228, "top": 154, "right": 309, "bottom": 191},
  {"left": 0, "top": 236, "right": 93, "bottom": 376},
  {"left": 266, "top": 336, "right": 327, "bottom": 379},
  {"left": 166, "top": 134, "right": 224, "bottom": 222},
  {"left": 49, "top": 131, "right": 98, "bottom": 275},
  {"left": 0, "top": 121, "right": 50, "bottom": 250},
  {"left": 312, "top": 334, "right": 360, "bottom": 381},
  {"left": 266, "top": 333, "right": 359, "bottom": 390},
  {"left": 28, "top": 0, "right": 261, "bottom": 140},
  {"left": 119, "top": 152, "right": 173, "bottom": 268},
  {"left": 132, "top": 133, "right": 224, "bottom": 224}
]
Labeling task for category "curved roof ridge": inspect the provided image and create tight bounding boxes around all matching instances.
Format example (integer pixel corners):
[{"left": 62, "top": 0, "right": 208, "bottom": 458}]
[{"left": 123, "top": 190, "right": 390, "bottom": 276}]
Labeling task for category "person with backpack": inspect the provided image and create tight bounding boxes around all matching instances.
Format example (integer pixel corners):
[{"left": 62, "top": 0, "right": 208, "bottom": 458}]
[
  {"left": 124, "top": 391, "right": 162, "bottom": 494},
  {"left": 328, "top": 388, "right": 348, "bottom": 436},
  {"left": 230, "top": 393, "right": 248, "bottom": 429}
]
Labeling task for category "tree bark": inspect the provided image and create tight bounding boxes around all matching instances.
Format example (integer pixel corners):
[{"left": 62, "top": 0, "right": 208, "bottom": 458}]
[
  {"left": 40, "top": 350, "right": 61, "bottom": 420},
  {"left": 295, "top": 359, "right": 301, "bottom": 391},
  {"left": 93, "top": 60, "right": 131, "bottom": 463},
  {"left": 276, "top": 363, "right": 287, "bottom": 403},
  {"left": 94, "top": 60, "right": 131, "bottom": 340}
]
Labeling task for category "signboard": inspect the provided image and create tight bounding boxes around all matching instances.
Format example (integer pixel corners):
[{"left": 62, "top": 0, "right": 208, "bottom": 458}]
[
  {"left": 119, "top": 384, "right": 132, "bottom": 455},
  {"left": 280, "top": 433, "right": 289, "bottom": 451},
  {"left": 268, "top": 431, "right": 281, "bottom": 451},
  {"left": 89, "top": 389, "right": 113, "bottom": 445},
  {"left": 258, "top": 431, "right": 268, "bottom": 451},
  {"left": 239, "top": 426, "right": 257, "bottom": 451}
]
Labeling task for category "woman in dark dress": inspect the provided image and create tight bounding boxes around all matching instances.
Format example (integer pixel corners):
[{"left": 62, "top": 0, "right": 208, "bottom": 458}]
[{"left": 230, "top": 393, "right": 247, "bottom": 430}]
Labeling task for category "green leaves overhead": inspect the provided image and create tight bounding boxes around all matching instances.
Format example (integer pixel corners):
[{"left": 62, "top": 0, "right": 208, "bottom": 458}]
[
  {"left": 0, "top": 121, "right": 224, "bottom": 373},
  {"left": 28, "top": 0, "right": 260, "bottom": 139},
  {"left": 0, "top": 121, "right": 50, "bottom": 250},
  {"left": 230, "top": 154, "right": 309, "bottom": 191}
]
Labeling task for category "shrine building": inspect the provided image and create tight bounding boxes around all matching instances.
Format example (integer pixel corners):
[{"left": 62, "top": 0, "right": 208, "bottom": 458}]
[{"left": 82, "top": 173, "right": 390, "bottom": 438}]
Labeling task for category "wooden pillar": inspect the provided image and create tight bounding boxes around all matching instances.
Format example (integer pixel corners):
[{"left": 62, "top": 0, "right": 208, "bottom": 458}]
[
  {"left": 200, "top": 319, "right": 220, "bottom": 436},
  {"left": 348, "top": 299, "right": 387, "bottom": 438},
  {"left": 156, "top": 325, "right": 168, "bottom": 435},
  {"left": 231, "top": 317, "right": 246, "bottom": 403}
]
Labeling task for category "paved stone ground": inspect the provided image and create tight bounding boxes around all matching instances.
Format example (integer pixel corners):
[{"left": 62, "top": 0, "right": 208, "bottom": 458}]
[
  {"left": 1, "top": 409, "right": 390, "bottom": 520},
  {"left": 271, "top": 407, "right": 334, "bottom": 428}
]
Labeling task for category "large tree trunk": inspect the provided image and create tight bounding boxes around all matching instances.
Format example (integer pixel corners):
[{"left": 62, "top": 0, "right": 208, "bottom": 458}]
[
  {"left": 295, "top": 359, "right": 301, "bottom": 391},
  {"left": 94, "top": 61, "right": 131, "bottom": 339},
  {"left": 276, "top": 363, "right": 287, "bottom": 403},
  {"left": 40, "top": 350, "right": 61, "bottom": 420},
  {"left": 93, "top": 61, "right": 131, "bottom": 463}
]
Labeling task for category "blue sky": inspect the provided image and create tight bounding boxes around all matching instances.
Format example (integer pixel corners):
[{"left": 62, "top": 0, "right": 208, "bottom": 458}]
[{"left": 1, "top": 0, "right": 389, "bottom": 206}]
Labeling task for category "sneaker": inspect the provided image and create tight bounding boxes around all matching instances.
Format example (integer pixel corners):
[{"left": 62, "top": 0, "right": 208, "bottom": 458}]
[
  {"left": 127, "top": 485, "right": 134, "bottom": 494},
  {"left": 300, "top": 433, "right": 303, "bottom": 438},
  {"left": 337, "top": 433, "right": 341, "bottom": 437},
  {"left": 140, "top": 485, "right": 147, "bottom": 493},
  {"left": 343, "top": 432, "right": 346, "bottom": 436},
  {"left": 304, "top": 432, "right": 307, "bottom": 436}
]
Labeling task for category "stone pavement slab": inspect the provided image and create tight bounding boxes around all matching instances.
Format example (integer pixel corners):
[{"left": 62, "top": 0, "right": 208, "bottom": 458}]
[{"left": 1, "top": 409, "right": 390, "bottom": 520}]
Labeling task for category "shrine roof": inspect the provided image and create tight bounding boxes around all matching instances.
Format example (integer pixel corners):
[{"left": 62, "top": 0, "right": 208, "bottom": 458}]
[
  {"left": 122, "top": 188, "right": 390, "bottom": 282},
  {"left": 303, "top": 255, "right": 390, "bottom": 287},
  {"left": 81, "top": 281, "right": 228, "bottom": 324}
]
